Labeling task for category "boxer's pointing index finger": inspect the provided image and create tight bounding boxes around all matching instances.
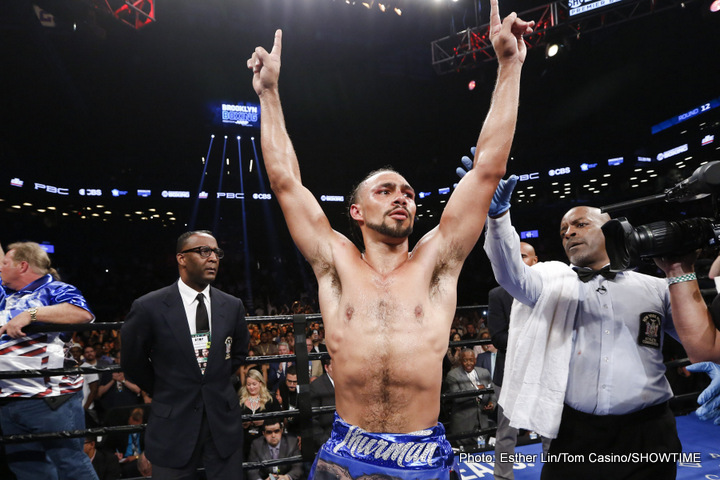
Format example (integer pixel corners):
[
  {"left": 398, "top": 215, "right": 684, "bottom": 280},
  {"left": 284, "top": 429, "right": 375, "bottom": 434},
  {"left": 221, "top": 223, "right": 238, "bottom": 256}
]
[
  {"left": 271, "top": 29, "right": 282, "bottom": 56},
  {"left": 489, "top": 0, "right": 501, "bottom": 36}
]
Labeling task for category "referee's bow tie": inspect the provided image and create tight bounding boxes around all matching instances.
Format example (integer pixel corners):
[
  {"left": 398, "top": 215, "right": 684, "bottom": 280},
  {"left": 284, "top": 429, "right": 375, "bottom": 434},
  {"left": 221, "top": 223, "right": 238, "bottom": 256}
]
[{"left": 574, "top": 265, "right": 617, "bottom": 282}]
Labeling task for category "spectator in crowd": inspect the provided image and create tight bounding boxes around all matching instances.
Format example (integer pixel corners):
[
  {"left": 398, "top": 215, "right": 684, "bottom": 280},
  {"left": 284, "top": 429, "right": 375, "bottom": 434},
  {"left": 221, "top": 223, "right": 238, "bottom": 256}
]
[
  {"left": 99, "top": 340, "right": 117, "bottom": 364},
  {"left": 97, "top": 371, "right": 142, "bottom": 412},
  {"left": 446, "top": 332, "right": 463, "bottom": 370},
  {"left": 285, "top": 333, "right": 296, "bottom": 353},
  {"left": 70, "top": 344, "right": 84, "bottom": 364},
  {"left": 0, "top": 241, "right": 98, "bottom": 480},
  {"left": 306, "top": 338, "right": 323, "bottom": 380},
  {"left": 270, "top": 327, "right": 283, "bottom": 344},
  {"left": 80, "top": 348, "right": 101, "bottom": 427},
  {"left": 85, "top": 344, "right": 111, "bottom": 368},
  {"left": 268, "top": 341, "right": 294, "bottom": 393},
  {"left": 247, "top": 420, "right": 303, "bottom": 480},
  {"left": 256, "top": 330, "right": 279, "bottom": 356},
  {"left": 121, "top": 230, "right": 249, "bottom": 479},
  {"left": 276, "top": 366, "right": 301, "bottom": 436},
  {"left": 248, "top": 324, "right": 260, "bottom": 348},
  {"left": 475, "top": 331, "right": 497, "bottom": 379},
  {"left": 462, "top": 322, "right": 478, "bottom": 341},
  {"left": 84, "top": 435, "right": 121, "bottom": 480},
  {"left": 239, "top": 347, "right": 270, "bottom": 387},
  {"left": 104, "top": 407, "right": 147, "bottom": 478},
  {"left": 240, "top": 369, "right": 281, "bottom": 456},
  {"left": 445, "top": 348, "right": 495, "bottom": 449},
  {"left": 309, "top": 356, "right": 336, "bottom": 453},
  {"left": 309, "top": 328, "right": 327, "bottom": 353}
]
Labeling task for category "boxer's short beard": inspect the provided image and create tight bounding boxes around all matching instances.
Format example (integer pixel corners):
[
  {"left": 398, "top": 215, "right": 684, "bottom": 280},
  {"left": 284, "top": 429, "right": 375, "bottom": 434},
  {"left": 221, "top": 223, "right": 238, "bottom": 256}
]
[{"left": 366, "top": 218, "right": 413, "bottom": 238}]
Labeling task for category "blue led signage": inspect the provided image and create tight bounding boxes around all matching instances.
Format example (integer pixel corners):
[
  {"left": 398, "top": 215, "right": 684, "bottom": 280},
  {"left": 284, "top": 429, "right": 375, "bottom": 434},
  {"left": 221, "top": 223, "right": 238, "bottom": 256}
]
[
  {"left": 548, "top": 167, "right": 571, "bottom": 176},
  {"left": 221, "top": 103, "right": 260, "bottom": 128},
  {"left": 656, "top": 144, "right": 688, "bottom": 161},
  {"left": 569, "top": 0, "right": 627, "bottom": 16},
  {"left": 652, "top": 97, "right": 720, "bottom": 134},
  {"left": 321, "top": 195, "right": 345, "bottom": 202}
]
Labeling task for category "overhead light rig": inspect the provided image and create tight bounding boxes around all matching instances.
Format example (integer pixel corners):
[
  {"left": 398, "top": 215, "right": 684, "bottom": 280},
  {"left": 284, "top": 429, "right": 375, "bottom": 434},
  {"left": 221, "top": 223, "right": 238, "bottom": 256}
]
[
  {"left": 90, "top": 0, "right": 155, "bottom": 30},
  {"left": 431, "top": 0, "right": 695, "bottom": 75}
]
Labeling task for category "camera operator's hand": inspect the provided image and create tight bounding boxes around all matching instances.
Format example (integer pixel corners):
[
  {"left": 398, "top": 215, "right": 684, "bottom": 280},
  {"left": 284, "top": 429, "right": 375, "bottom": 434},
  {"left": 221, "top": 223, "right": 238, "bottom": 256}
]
[
  {"left": 653, "top": 250, "right": 699, "bottom": 278},
  {"left": 657, "top": 249, "right": 720, "bottom": 364}
]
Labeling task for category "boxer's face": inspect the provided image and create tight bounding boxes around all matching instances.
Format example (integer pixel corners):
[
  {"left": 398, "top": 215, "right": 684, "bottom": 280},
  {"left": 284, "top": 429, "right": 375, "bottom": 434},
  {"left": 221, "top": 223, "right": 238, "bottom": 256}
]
[{"left": 352, "top": 171, "right": 416, "bottom": 241}]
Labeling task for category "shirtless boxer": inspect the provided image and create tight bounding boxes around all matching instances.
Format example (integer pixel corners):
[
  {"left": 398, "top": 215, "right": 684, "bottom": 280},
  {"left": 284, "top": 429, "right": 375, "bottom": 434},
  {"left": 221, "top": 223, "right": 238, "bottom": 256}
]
[{"left": 247, "top": 2, "right": 533, "bottom": 477}]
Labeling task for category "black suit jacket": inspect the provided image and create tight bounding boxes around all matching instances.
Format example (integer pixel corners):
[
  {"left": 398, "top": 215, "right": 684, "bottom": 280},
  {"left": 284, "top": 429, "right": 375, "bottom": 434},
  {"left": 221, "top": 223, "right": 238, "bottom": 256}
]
[
  {"left": 92, "top": 448, "right": 121, "bottom": 480},
  {"left": 247, "top": 434, "right": 302, "bottom": 480},
  {"left": 309, "top": 372, "right": 335, "bottom": 452},
  {"left": 487, "top": 286, "right": 513, "bottom": 387},
  {"left": 121, "top": 282, "right": 249, "bottom": 467}
]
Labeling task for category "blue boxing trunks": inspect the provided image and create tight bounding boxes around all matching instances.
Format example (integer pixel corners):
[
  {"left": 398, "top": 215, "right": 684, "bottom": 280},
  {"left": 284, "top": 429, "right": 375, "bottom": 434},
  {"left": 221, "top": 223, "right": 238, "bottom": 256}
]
[{"left": 308, "top": 413, "right": 454, "bottom": 480}]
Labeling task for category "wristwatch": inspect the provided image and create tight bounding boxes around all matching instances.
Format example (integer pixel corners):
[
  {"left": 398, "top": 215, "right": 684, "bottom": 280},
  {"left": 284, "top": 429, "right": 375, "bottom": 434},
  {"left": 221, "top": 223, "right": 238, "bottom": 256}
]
[{"left": 27, "top": 307, "right": 39, "bottom": 323}]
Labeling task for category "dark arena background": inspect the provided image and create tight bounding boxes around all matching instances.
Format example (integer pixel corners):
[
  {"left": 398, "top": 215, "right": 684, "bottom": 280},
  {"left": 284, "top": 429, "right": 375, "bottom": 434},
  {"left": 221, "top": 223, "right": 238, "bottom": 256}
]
[{"left": 1, "top": 0, "right": 720, "bottom": 477}]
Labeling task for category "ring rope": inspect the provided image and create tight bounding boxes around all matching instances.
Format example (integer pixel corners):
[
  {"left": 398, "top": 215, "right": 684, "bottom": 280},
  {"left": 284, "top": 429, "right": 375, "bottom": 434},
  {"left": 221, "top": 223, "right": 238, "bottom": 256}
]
[{"left": 0, "top": 308, "right": 705, "bottom": 464}]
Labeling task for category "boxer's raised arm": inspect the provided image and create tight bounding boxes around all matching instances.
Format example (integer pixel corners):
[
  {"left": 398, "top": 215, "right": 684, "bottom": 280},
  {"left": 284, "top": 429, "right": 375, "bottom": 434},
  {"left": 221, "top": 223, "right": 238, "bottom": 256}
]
[
  {"left": 429, "top": 0, "right": 534, "bottom": 262},
  {"left": 248, "top": 30, "right": 348, "bottom": 270}
]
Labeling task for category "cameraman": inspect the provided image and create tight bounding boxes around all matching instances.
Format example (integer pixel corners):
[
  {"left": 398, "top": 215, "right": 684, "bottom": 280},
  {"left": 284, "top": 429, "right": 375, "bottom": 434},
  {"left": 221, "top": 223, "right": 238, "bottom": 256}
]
[
  {"left": 655, "top": 253, "right": 720, "bottom": 427},
  {"left": 657, "top": 253, "right": 720, "bottom": 363},
  {"left": 483, "top": 176, "right": 682, "bottom": 479}
]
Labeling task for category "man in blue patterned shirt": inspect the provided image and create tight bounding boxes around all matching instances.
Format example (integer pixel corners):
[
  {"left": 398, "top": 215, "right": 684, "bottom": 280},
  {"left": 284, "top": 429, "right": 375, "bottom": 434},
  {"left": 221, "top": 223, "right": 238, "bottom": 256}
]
[{"left": 0, "top": 242, "right": 98, "bottom": 480}]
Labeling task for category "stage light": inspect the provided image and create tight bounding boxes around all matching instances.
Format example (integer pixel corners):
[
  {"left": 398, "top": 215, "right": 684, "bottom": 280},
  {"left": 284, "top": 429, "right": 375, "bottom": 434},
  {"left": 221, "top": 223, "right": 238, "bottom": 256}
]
[
  {"left": 468, "top": 80, "right": 476, "bottom": 91},
  {"left": 379, "top": 3, "right": 386, "bottom": 12},
  {"left": 394, "top": 7, "right": 401, "bottom": 15},
  {"left": 237, "top": 136, "right": 240, "bottom": 140},
  {"left": 546, "top": 43, "right": 560, "bottom": 58},
  {"left": 362, "top": 1, "right": 372, "bottom": 7},
  {"left": 211, "top": 135, "right": 215, "bottom": 138}
]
